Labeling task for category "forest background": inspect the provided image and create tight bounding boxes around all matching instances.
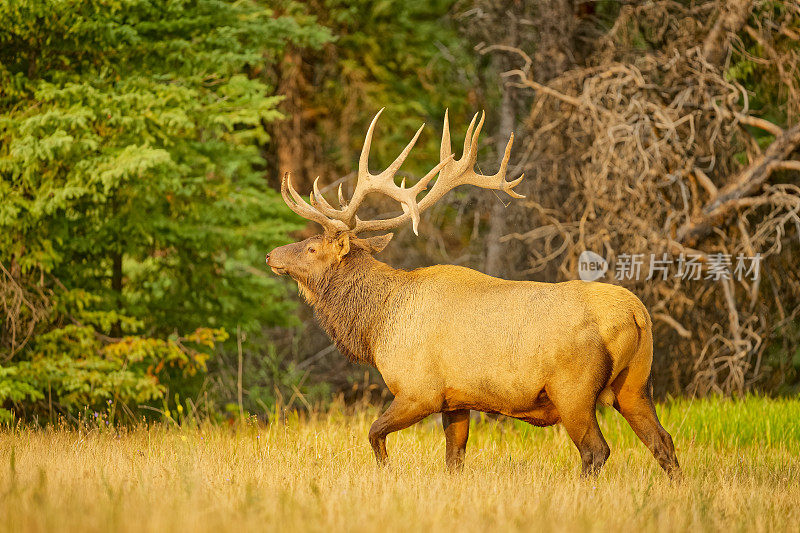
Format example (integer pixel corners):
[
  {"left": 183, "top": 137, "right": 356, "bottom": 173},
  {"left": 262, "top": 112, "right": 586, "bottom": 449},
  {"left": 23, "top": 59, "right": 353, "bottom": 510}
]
[{"left": 2, "top": 0, "right": 800, "bottom": 424}]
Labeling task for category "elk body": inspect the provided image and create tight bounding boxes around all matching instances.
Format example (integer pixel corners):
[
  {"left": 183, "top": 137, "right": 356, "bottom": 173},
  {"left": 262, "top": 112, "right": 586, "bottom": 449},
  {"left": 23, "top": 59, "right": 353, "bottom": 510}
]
[{"left": 266, "top": 110, "right": 680, "bottom": 477}]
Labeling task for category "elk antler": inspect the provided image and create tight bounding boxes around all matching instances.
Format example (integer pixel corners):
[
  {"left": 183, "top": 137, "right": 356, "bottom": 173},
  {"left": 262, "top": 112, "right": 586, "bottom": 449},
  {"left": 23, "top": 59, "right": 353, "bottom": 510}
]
[
  {"left": 281, "top": 172, "right": 348, "bottom": 234},
  {"left": 281, "top": 109, "right": 524, "bottom": 235}
]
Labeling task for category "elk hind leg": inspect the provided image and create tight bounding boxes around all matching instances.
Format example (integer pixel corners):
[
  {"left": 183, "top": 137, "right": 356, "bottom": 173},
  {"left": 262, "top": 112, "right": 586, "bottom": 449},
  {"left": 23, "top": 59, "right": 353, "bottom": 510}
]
[
  {"left": 442, "top": 409, "right": 470, "bottom": 472},
  {"left": 549, "top": 387, "right": 610, "bottom": 476},
  {"left": 612, "top": 370, "right": 680, "bottom": 477},
  {"left": 369, "top": 397, "right": 434, "bottom": 466}
]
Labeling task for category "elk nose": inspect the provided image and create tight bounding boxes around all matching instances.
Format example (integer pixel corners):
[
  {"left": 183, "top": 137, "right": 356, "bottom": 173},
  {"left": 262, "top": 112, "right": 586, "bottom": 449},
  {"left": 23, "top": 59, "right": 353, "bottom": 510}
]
[{"left": 265, "top": 253, "right": 270, "bottom": 265}]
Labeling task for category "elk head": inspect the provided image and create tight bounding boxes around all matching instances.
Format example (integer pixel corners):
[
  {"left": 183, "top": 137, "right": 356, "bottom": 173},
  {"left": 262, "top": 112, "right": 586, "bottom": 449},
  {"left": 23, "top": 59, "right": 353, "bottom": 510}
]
[
  {"left": 266, "top": 232, "right": 393, "bottom": 285},
  {"left": 266, "top": 108, "right": 525, "bottom": 283}
]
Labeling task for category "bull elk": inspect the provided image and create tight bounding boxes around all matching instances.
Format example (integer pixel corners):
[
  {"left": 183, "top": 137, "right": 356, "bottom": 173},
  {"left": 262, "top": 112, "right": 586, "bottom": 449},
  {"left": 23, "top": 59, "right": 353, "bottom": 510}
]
[{"left": 266, "top": 109, "right": 680, "bottom": 477}]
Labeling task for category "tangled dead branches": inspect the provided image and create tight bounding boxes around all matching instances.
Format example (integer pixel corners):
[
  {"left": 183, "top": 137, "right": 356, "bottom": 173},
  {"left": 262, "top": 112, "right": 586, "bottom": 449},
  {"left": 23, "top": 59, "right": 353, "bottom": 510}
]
[{"left": 499, "top": 0, "right": 800, "bottom": 395}]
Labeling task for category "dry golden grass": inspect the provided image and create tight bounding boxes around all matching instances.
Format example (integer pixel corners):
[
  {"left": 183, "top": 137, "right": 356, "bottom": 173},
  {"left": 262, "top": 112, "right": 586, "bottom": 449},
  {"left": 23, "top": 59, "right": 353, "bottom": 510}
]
[{"left": 1, "top": 397, "right": 799, "bottom": 533}]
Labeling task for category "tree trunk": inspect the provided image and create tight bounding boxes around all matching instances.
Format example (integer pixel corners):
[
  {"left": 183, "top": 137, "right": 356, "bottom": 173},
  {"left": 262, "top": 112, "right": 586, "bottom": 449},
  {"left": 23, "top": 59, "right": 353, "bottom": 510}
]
[
  {"left": 274, "top": 49, "right": 311, "bottom": 190},
  {"left": 484, "top": 86, "right": 515, "bottom": 277},
  {"left": 482, "top": 0, "right": 577, "bottom": 276},
  {"left": 533, "top": 0, "right": 576, "bottom": 82}
]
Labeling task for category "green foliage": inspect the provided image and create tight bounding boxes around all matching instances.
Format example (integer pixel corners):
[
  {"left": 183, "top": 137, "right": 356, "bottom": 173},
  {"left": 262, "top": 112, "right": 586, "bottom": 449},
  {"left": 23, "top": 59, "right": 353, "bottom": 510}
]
[
  {"left": 0, "top": 326, "right": 228, "bottom": 423},
  {"left": 726, "top": 0, "right": 800, "bottom": 126},
  {"left": 0, "top": 0, "right": 332, "bottom": 421},
  {"left": 282, "top": 0, "right": 474, "bottom": 173},
  {"left": 242, "top": 343, "right": 330, "bottom": 415}
]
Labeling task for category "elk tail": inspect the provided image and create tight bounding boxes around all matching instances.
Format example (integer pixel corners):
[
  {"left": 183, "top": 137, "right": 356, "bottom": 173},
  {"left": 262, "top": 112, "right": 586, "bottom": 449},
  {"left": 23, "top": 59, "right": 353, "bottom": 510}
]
[{"left": 632, "top": 304, "right": 652, "bottom": 332}]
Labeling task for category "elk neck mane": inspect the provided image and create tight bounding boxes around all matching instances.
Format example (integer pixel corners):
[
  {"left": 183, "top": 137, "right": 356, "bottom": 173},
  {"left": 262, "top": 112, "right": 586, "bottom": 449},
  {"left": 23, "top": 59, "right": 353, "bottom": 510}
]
[{"left": 299, "top": 249, "right": 413, "bottom": 366}]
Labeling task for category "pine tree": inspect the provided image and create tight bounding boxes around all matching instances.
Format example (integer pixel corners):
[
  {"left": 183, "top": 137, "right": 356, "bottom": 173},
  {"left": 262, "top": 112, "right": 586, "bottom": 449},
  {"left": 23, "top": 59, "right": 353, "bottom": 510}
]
[{"left": 0, "top": 0, "right": 331, "bottom": 420}]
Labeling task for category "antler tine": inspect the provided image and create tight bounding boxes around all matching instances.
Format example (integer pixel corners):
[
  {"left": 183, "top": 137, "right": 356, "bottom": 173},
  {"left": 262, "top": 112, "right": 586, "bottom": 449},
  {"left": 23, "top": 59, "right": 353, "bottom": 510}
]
[
  {"left": 338, "top": 110, "right": 426, "bottom": 227},
  {"left": 437, "top": 111, "right": 482, "bottom": 181},
  {"left": 355, "top": 122, "right": 440, "bottom": 235},
  {"left": 439, "top": 117, "right": 525, "bottom": 200},
  {"left": 281, "top": 173, "right": 347, "bottom": 233},
  {"left": 382, "top": 122, "right": 425, "bottom": 177},
  {"left": 440, "top": 109, "right": 452, "bottom": 162},
  {"left": 462, "top": 111, "right": 481, "bottom": 167},
  {"left": 496, "top": 133, "right": 525, "bottom": 199},
  {"left": 358, "top": 108, "right": 385, "bottom": 180},
  {"left": 407, "top": 154, "right": 453, "bottom": 233},
  {"left": 311, "top": 176, "right": 340, "bottom": 216},
  {"left": 404, "top": 154, "right": 452, "bottom": 199}
]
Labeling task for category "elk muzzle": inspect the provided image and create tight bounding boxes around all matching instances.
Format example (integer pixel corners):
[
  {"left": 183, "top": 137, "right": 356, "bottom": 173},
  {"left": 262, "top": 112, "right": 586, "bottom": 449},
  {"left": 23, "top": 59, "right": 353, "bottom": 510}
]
[
  {"left": 265, "top": 248, "right": 289, "bottom": 275},
  {"left": 266, "top": 259, "right": 286, "bottom": 276}
]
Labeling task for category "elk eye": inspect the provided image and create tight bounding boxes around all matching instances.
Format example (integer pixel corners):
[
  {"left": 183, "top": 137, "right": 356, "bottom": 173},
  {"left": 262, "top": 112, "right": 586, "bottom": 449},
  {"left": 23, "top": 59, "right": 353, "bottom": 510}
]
[{"left": 307, "top": 247, "right": 316, "bottom": 254}]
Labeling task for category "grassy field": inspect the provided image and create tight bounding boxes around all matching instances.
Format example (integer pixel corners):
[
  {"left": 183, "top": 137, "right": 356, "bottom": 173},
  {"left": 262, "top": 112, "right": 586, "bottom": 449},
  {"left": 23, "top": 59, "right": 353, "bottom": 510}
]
[{"left": 1, "top": 397, "right": 799, "bottom": 533}]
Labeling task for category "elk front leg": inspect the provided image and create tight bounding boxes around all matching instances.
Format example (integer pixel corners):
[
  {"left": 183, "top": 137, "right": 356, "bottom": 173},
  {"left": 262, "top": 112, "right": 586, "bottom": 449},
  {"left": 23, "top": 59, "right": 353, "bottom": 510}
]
[
  {"left": 442, "top": 409, "right": 470, "bottom": 472},
  {"left": 368, "top": 397, "right": 434, "bottom": 466}
]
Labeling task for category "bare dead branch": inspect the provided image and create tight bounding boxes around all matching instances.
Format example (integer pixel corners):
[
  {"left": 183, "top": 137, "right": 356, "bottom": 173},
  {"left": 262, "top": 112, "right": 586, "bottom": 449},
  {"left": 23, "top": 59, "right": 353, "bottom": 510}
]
[
  {"left": 653, "top": 312, "right": 693, "bottom": 339},
  {"left": 702, "top": 0, "right": 755, "bottom": 65},
  {"left": 678, "top": 122, "right": 800, "bottom": 246}
]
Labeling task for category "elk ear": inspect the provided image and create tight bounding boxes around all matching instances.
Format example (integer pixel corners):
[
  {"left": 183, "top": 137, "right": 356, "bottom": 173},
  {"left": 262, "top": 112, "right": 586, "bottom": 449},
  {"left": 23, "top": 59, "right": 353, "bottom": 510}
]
[
  {"left": 362, "top": 233, "right": 393, "bottom": 254},
  {"left": 334, "top": 232, "right": 351, "bottom": 260}
]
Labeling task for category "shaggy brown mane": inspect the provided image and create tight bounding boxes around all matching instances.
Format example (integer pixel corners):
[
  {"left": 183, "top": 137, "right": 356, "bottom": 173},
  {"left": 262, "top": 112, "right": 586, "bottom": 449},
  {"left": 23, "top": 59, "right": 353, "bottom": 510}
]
[{"left": 302, "top": 248, "right": 412, "bottom": 365}]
